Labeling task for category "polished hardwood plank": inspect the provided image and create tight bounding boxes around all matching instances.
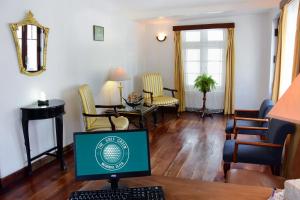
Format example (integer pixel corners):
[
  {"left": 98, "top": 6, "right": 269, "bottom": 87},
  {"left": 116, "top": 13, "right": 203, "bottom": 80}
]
[
  {"left": 150, "top": 113, "right": 226, "bottom": 181},
  {"left": 0, "top": 112, "right": 270, "bottom": 199}
]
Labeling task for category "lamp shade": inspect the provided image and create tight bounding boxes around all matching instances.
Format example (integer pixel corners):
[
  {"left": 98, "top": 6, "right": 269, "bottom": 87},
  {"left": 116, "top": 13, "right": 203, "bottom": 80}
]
[
  {"left": 268, "top": 74, "right": 300, "bottom": 124},
  {"left": 108, "top": 67, "right": 130, "bottom": 81}
]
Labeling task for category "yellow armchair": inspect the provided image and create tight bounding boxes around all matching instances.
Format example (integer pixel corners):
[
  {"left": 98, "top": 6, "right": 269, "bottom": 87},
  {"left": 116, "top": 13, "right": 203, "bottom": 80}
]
[
  {"left": 142, "top": 73, "right": 179, "bottom": 117},
  {"left": 78, "top": 84, "right": 129, "bottom": 131}
]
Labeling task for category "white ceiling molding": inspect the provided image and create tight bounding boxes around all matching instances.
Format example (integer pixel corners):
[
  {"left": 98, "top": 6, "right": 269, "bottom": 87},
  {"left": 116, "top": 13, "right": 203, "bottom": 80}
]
[{"left": 111, "top": 0, "right": 280, "bottom": 21}]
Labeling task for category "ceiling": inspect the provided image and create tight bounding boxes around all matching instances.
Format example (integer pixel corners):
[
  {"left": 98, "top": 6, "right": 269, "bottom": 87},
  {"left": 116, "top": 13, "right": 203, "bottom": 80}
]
[{"left": 111, "top": 0, "right": 280, "bottom": 21}]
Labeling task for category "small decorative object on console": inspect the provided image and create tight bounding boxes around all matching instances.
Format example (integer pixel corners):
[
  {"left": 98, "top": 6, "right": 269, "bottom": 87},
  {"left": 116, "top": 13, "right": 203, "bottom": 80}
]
[
  {"left": 38, "top": 91, "right": 49, "bottom": 106},
  {"left": 123, "top": 92, "right": 143, "bottom": 109}
]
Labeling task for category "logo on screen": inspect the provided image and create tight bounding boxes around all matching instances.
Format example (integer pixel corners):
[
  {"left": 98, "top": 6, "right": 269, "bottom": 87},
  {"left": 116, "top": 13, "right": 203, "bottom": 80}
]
[{"left": 95, "top": 136, "right": 129, "bottom": 171}]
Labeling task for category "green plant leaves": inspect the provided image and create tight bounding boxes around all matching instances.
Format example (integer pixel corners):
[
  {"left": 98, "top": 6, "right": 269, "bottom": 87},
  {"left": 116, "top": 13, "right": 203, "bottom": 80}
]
[{"left": 194, "top": 73, "right": 216, "bottom": 93}]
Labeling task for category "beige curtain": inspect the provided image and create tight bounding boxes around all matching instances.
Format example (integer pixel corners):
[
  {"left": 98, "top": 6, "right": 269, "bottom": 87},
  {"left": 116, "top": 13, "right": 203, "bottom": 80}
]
[
  {"left": 292, "top": 3, "right": 300, "bottom": 80},
  {"left": 224, "top": 28, "right": 235, "bottom": 115},
  {"left": 272, "top": 7, "right": 288, "bottom": 102},
  {"left": 174, "top": 31, "right": 186, "bottom": 112}
]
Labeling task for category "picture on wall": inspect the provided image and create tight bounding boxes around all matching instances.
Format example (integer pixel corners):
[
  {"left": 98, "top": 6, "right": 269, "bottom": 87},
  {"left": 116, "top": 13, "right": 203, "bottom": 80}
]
[{"left": 93, "top": 25, "right": 104, "bottom": 41}]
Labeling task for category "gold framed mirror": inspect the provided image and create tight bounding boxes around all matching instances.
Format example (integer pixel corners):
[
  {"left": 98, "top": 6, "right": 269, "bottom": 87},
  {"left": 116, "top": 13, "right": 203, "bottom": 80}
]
[{"left": 10, "top": 11, "right": 49, "bottom": 76}]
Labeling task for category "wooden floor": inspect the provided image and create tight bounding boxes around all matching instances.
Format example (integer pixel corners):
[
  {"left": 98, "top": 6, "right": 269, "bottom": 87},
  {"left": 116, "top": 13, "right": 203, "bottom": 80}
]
[{"left": 0, "top": 112, "right": 270, "bottom": 199}]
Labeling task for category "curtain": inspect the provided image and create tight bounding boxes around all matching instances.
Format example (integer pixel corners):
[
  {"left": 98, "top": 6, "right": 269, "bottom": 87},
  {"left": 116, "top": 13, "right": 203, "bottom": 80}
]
[
  {"left": 272, "top": 11, "right": 286, "bottom": 102},
  {"left": 292, "top": 2, "right": 300, "bottom": 80},
  {"left": 272, "top": 4, "right": 293, "bottom": 102},
  {"left": 174, "top": 31, "right": 186, "bottom": 112},
  {"left": 224, "top": 28, "right": 235, "bottom": 114}
]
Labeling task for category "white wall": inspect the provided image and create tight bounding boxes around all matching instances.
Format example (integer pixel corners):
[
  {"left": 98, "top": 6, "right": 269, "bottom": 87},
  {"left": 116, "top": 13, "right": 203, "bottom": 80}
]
[
  {"left": 0, "top": 1, "right": 277, "bottom": 178},
  {"left": 139, "top": 11, "right": 276, "bottom": 109},
  {"left": 0, "top": 0, "right": 144, "bottom": 178}
]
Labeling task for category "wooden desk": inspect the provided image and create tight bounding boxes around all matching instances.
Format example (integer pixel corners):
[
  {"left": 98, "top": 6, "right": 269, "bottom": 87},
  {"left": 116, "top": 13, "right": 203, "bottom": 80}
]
[
  {"left": 21, "top": 99, "right": 66, "bottom": 175},
  {"left": 80, "top": 176, "right": 272, "bottom": 200}
]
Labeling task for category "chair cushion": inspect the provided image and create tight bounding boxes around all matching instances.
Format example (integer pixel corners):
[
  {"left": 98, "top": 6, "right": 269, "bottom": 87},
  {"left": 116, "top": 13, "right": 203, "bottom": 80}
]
[
  {"left": 226, "top": 169, "right": 285, "bottom": 189},
  {"left": 267, "top": 119, "right": 296, "bottom": 144},
  {"left": 143, "top": 73, "right": 164, "bottom": 98},
  {"left": 225, "top": 119, "right": 265, "bottom": 136},
  {"left": 144, "top": 96, "right": 179, "bottom": 106},
  {"left": 223, "top": 140, "right": 282, "bottom": 165},
  {"left": 258, "top": 99, "right": 274, "bottom": 118},
  {"left": 79, "top": 84, "right": 98, "bottom": 128},
  {"left": 87, "top": 116, "right": 129, "bottom": 131}
]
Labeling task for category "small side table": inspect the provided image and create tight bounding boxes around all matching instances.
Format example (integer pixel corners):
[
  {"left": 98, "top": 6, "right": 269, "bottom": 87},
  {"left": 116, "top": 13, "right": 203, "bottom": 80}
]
[
  {"left": 106, "top": 105, "right": 158, "bottom": 128},
  {"left": 21, "top": 99, "right": 66, "bottom": 175}
]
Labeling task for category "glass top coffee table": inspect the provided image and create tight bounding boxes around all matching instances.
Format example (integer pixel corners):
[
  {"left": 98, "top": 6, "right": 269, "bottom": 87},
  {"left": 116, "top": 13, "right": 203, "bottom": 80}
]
[{"left": 106, "top": 104, "right": 158, "bottom": 128}]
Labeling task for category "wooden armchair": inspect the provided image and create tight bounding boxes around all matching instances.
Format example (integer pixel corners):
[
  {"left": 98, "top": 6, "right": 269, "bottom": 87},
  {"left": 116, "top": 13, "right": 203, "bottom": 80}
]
[
  {"left": 142, "top": 73, "right": 179, "bottom": 117},
  {"left": 79, "top": 84, "right": 129, "bottom": 131},
  {"left": 223, "top": 119, "right": 295, "bottom": 177},
  {"left": 225, "top": 99, "right": 274, "bottom": 139}
]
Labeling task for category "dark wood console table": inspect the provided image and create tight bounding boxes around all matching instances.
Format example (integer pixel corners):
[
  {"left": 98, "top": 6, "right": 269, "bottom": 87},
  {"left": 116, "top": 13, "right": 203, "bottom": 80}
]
[{"left": 21, "top": 99, "right": 66, "bottom": 175}]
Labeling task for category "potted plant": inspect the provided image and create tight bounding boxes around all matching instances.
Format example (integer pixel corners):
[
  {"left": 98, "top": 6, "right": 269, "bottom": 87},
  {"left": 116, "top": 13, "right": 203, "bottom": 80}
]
[{"left": 194, "top": 74, "right": 216, "bottom": 118}]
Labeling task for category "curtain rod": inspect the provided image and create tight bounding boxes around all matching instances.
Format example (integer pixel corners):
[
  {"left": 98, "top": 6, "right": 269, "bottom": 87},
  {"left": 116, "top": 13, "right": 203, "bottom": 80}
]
[{"left": 173, "top": 23, "right": 235, "bottom": 31}]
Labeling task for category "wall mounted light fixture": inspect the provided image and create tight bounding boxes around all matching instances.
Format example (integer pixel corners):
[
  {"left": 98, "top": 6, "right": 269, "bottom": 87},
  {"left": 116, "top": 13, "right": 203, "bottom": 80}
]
[{"left": 156, "top": 32, "right": 167, "bottom": 42}]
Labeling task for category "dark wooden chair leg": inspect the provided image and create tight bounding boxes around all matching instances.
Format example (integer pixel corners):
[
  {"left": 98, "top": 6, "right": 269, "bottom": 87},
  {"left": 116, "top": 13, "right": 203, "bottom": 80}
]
[
  {"left": 271, "top": 165, "right": 281, "bottom": 176},
  {"left": 175, "top": 104, "right": 180, "bottom": 118},
  {"left": 226, "top": 134, "right": 231, "bottom": 140},
  {"left": 223, "top": 162, "right": 231, "bottom": 178}
]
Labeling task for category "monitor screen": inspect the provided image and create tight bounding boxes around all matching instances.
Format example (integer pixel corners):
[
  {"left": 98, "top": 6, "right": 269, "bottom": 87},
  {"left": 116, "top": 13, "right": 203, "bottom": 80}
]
[{"left": 74, "top": 129, "right": 151, "bottom": 181}]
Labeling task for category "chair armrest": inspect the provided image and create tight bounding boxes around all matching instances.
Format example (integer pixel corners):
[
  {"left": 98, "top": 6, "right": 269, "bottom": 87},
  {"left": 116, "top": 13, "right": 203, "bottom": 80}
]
[
  {"left": 95, "top": 104, "right": 123, "bottom": 114},
  {"left": 234, "top": 117, "right": 269, "bottom": 123},
  {"left": 236, "top": 141, "right": 283, "bottom": 148},
  {"left": 83, "top": 113, "right": 118, "bottom": 118},
  {"left": 235, "top": 126, "right": 269, "bottom": 131},
  {"left": 82, "top": 113, "right": 116, "bottom": 130},
  {"left": 143, "top": 90, "right": 153, "bottom": 104},
  {"left": 233, "top": 141, "right": 283, "bottom": 162},
  {"left": 163, "top": 87, "right": 177, "bottom": 97},
  {"left": 234, "top": 109, "right": 259, "bottom": 118},
  {"left": 233, "top": 126, "right": 269, "bottom": 139},
  {"left": 95, "top": 105, "right": 123, "bottom": 108}
]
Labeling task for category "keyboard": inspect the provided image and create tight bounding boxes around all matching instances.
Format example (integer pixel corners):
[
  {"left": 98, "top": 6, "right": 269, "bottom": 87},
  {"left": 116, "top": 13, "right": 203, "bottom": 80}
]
[{"left": 69, "top": 186, "right": 165, "bottom": 200}]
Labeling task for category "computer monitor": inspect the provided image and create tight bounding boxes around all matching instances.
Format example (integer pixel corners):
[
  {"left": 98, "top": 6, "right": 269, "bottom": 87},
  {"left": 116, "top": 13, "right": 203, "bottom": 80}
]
[{"left": 73, "top": 129, "right": 151, "bottom": 189}]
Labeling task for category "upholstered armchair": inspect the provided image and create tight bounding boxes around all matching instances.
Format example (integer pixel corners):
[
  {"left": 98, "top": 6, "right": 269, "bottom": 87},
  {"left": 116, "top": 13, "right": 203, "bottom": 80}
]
[
  {"left": 223, "top": 119, "right": 295, "bottom": 177},
  {"left": 78, "top": 84, "right": 129, "bottom": 131},
  {"left": 142, "top": 73, "right": 179, "bottom": 117},
  {"left": 225, "top": 99, "right": 274, "bottom": 139}
]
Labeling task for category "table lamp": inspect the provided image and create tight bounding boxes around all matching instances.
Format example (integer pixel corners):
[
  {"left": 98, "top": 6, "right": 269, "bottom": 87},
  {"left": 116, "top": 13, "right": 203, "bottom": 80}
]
[{"left": 108, "top": 67, "right": 130, "bottom": 105}]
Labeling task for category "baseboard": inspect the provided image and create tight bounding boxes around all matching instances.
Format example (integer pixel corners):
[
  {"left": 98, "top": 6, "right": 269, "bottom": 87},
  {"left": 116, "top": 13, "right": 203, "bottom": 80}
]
[{"left": 0, "top": 143, "right": 73, "bottom": 189}]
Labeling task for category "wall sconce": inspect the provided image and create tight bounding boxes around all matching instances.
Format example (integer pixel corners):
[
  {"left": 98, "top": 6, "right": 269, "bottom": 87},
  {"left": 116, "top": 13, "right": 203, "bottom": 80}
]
[{"left": 156, "top": 32, "right": 167, "bottom": 42}]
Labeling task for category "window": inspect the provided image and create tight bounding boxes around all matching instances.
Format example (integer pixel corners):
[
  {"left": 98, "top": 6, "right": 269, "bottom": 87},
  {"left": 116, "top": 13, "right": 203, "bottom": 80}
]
[
  {"left": 182, "top": 29, "right": 226, "bottom": 110},
  {"left": 279, "top": 0, "right": 300, "bottom": 97}
]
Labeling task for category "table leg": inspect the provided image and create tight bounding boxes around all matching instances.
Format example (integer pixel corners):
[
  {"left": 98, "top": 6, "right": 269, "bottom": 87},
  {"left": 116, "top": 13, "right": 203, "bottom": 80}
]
[
  {"left": 152, "top": 109, "right": 157, "bottom": 127},
  {"left": 55, "top": 115, "right": 67, "bottom": 170},
  {"left": 22, "top": 118, "right": 32, "bottom": 175},
  {"left": 139, "top": 115, "right": 145, "bottom": 129}
]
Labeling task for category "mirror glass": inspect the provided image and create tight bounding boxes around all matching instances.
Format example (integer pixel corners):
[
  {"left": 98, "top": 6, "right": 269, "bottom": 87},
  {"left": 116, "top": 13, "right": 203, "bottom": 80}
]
[
  {"left": 10, "top": 11, "right": 49, "bottom": 76},
  {"left": 16, "top": 25, "right": 45, "bottom": 72}
]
